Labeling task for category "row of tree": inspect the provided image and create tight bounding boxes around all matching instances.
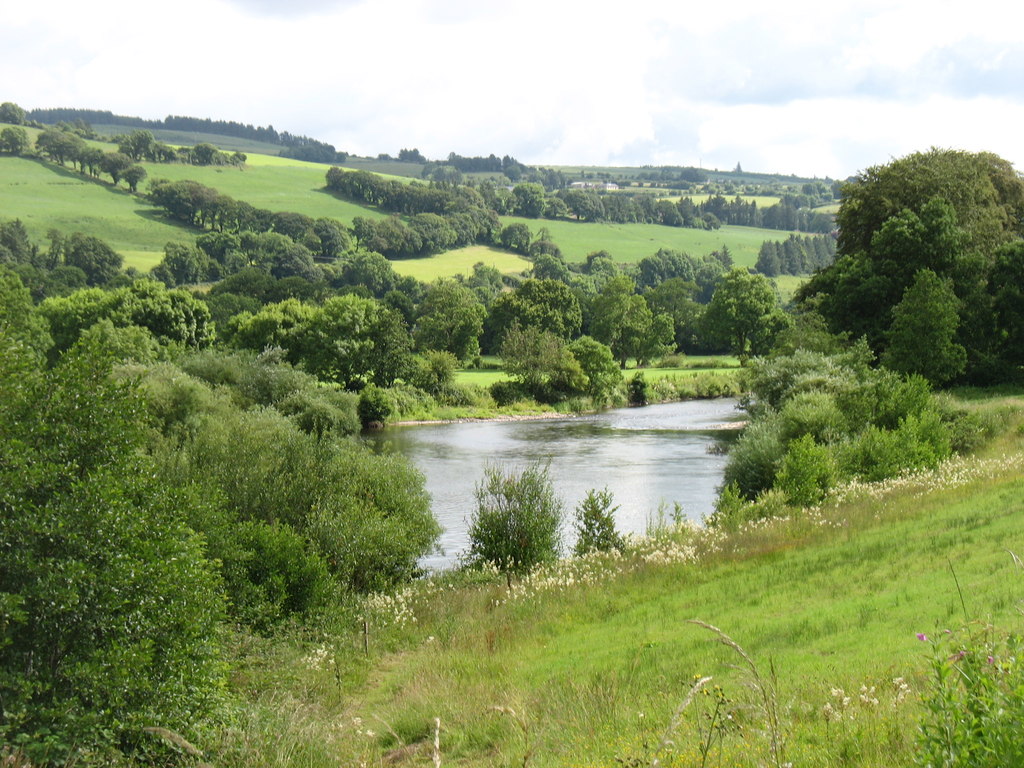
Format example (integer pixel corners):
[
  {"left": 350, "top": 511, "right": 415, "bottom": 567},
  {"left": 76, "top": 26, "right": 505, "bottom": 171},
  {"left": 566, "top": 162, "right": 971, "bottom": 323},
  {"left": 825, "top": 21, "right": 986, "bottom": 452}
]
[{"left": 754, "top": 234, "right": 836, "bottom": 276}]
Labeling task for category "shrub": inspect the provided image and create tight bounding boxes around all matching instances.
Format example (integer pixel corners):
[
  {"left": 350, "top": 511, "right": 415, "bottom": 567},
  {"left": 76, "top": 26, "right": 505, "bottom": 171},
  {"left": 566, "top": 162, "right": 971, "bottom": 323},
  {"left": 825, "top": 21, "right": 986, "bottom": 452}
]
[
  {"left": 223, "top": 521, "right": 334, "bottom": 632},
  {"left": 722, "top": 413, "right": 786, "bottom": 499},
  {"left": 628, "top": 372, "right": 648, "bottom": 405},
  {"left": 466, "top": 464, "right": 564, "bottom": 575},
  {"left": 0, "top": 334, "right": 226, "bottom": 763},
  {"left": 278, "top": 387, "right": 360, "bottom": 438},
  {"left": 358, "top": 383, "right": 393, "bottom": 427},
  {"left": 490, "top": 379, "right": 527, "bottom": 407},
  {"left": 573, "top": 488, "right": 623, "bottom": 556},
  {"left": 775, "top": 434, "right": 837, "bottom": 507}
]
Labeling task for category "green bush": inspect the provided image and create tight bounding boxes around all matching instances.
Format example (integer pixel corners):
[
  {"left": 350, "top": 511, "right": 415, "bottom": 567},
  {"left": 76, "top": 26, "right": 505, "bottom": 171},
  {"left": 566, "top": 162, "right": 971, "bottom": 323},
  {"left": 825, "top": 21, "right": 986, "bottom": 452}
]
[
  {"left": 722, "top": 413, "right": 786, "bottom": 499},
  {"left": 0, "top": 334, "right": 226, "bottom": 763},
  {"left": 775, "top": 434, "right": 837, "bottom": 507},
  {"left": 278, "top": 387, "right": 360, "bottom": 438},
  {"left": 627, "top": 372, "right": 648, "bottom": 405},
  {"left": 358, "top": 383, "right": 393, "bottom": 427},
  {"left": 223, "top": 521, "right": 334, "bottom": 632},
  {"left": 466, "top": 464, "right": 564, "bottom": 575},
  {"left": 573, "top": 488, "right": 624, "bottom": 556},
  {"left": 490, "top": 379, "right": 527, "bottom": 407}
]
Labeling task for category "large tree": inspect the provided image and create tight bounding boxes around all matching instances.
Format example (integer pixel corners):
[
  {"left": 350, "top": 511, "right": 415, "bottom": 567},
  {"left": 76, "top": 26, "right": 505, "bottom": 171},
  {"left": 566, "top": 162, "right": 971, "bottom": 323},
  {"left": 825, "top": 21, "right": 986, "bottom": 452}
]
[
  {"left": 414, "top": 279, "right": 486, "bottom": 362},
  {"left": 798, "top": 148, "right": 1024, "bottom": 382},
  {"left": 703, "top": 268, "right": 788, "bottom": 359}
]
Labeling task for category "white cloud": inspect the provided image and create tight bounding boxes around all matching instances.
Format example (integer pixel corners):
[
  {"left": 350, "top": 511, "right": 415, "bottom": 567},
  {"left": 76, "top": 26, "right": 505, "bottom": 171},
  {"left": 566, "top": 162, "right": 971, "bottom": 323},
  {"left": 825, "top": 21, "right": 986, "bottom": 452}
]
[{"left": 2, "top": 0, "right": 1023, "bottom": 176}]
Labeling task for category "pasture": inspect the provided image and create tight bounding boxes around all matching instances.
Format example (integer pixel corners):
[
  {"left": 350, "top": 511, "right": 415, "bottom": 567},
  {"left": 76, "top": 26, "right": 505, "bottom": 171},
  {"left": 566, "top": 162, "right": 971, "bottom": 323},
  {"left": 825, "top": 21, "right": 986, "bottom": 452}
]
[
  {"left": 499, "top": 215, "right": 795, "bottom": 266},
  {"left": 0, "top": 156, "right": 195, "bottom": 257},
  {"left": 389, "top": 245, "right": 531, "bottom": 281}
]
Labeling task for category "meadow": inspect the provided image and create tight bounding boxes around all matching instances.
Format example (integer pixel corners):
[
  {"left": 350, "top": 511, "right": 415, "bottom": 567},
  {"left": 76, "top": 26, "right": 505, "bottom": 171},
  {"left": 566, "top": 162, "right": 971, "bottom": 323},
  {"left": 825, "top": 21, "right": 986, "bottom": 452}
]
[
  {"left": 221, "top": 393, "right": 1024, "bottom": 767},
  {"left": 499, "top": 215, "right": 790, "bottom": 266},
  {"left": 0, "top": 156, "right": 195, "bottom": 265},
  {"left": 388, "top": 245, "right": 531, "bottom": 281}
]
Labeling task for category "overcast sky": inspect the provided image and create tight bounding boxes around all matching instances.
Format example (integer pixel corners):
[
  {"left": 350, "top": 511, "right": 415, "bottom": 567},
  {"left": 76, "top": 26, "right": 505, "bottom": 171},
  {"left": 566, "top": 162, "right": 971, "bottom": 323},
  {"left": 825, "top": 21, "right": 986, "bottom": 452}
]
[{"left": 4, "top": 0, "right": 1023, "bottom": 178}]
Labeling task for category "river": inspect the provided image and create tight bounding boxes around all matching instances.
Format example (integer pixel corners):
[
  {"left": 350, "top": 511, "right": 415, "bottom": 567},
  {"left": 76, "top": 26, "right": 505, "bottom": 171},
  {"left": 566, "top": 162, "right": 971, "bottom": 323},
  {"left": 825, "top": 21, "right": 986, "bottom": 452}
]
[{"left": 364, "top": 398, "right": 744, "bottom": 569}]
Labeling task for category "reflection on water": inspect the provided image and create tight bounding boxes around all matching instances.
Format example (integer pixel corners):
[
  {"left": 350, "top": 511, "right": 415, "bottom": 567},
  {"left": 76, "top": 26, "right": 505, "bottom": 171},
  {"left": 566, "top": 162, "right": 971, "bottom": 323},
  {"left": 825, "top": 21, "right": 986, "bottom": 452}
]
[{"left": 363, "top": 398, "right": 744, "bottom": 569}]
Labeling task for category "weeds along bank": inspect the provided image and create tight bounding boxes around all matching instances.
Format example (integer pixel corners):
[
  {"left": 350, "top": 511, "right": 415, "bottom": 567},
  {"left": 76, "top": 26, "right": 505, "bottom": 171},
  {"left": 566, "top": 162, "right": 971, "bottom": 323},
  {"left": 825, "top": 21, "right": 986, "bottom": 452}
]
[{"left": 211, "top": 436, "right": 1024, "bottom": 768}]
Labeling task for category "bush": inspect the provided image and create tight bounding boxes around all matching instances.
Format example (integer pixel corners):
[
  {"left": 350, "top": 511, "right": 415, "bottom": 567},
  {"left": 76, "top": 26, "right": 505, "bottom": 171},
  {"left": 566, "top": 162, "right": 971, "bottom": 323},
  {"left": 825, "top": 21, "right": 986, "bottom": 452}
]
[
  {"left": 0, "top": 335, "right": 226, "bottom": 763},
  {"left": 466, "top": 464, "right": 564, "bottom": 575},
  {"left": 573, "top": 488, "right": 623, "bottom": 556},
  {"left": 222, "top": 521, "right": 334, "bottom": 633},
  {"left": 358, "top": 383, "right": 393, "bottom": 427},
  {"left": 490, "top": 379, "right": 527, "bottom": 406},
  {"left": 628, "top": 372, "right": 648, "bottom": 405},
  {"left": 722, "top": 413, "right": 786, "bottom": 499},
  {"left": 278, "top": 387, "right": 360, "bottom": 438},
  {"left": 775, "top": 434, "right": 837, "bottom": 507}
]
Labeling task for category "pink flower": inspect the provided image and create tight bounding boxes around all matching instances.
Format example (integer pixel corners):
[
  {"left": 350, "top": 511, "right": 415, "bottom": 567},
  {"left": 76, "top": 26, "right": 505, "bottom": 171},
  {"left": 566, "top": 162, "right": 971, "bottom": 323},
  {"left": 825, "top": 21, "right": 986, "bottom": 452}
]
[
  {"left": 987, "top": 656, "right": 995, "bottom": 664},
  {"left": 917, "top": 633, "right": 929, "bottom": 642}
]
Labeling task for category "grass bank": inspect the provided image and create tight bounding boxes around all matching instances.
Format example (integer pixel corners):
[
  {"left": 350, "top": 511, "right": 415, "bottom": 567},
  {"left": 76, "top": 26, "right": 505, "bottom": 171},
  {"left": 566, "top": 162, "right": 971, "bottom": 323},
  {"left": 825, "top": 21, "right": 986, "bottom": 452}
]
[{"left": 217, "top": 396, "right": 1024, "bottom": 767}]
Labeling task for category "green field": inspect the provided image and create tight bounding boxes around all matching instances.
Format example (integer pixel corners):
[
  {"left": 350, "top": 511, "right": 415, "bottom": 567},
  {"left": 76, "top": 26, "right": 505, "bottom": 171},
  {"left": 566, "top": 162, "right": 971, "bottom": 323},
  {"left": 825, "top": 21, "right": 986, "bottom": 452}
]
[
  {"left": 0, "top": 156, "right": 196, "bottom": 257},
  {"left": 454, "top": 356, "right": 742, "bottom": 388},
  {"left": 389, "top": 245, "right": 531, "bottom": 281},
  {"left": 500, "top": 215, "right": 792, "bottom": 266},
  {"left": 137, "top": 157, "right": 389, "bottom": 222},
  {"left": 772, "top": 274, "right": 807, "bottom": 303}
]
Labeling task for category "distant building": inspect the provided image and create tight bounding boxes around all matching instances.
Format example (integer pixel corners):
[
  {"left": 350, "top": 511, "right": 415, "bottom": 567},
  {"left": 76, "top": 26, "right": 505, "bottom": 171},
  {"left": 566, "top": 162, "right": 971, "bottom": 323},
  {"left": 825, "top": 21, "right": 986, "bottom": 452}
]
[{"left": 569, "top": 181, "right": 619, "bottom": 191}]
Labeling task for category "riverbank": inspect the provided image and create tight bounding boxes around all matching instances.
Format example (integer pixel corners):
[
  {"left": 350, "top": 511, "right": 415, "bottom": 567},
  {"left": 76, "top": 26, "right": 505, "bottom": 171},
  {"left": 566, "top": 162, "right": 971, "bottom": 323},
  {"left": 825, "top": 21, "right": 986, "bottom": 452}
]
[{"left": 221, "top": 422, "right": 1024, "bottom": 767}]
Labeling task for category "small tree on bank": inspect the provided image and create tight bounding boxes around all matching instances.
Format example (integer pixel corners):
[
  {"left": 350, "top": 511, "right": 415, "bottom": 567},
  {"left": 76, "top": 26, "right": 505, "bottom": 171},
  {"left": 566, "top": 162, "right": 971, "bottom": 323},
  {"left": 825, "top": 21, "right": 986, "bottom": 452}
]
[{"left": 466, "top": 464, "right": 563, "bottom": 577}]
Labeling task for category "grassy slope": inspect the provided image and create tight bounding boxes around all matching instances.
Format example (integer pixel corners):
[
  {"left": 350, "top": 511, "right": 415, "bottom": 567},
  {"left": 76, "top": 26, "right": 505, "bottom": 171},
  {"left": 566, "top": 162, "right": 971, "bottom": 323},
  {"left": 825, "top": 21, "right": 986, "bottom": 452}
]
[
  {"left": 240, "top": 400, "right": 1024, "bottom": 767},
  {"left": 0, "top": 156, "right": 195, "bottom": 269}
]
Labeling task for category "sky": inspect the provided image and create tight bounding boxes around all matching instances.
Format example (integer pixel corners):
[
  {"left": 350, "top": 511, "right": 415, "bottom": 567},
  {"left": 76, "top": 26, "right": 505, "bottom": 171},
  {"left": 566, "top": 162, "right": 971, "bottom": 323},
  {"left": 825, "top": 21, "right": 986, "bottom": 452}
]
[{"left": 4, "top": 0, "right": 1023, "bottom": 179}]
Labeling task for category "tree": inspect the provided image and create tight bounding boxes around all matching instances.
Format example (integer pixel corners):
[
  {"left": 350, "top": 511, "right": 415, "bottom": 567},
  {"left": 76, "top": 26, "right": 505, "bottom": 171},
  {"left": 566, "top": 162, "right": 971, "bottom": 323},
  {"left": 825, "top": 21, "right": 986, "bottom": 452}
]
[
  {"left": 118, "top": 129, "right": 155, "bottom": 161},
  {"left": 486, "top": 278, "right": 582, "bottom": 348},
  {"left": 573, "top": 488, "right": 623, "bottom": 555},
  {"left": 512, "top": 183, "right": 547, "bottom": 218},
  {"left": 0, "top": 126, "right": 28, "bottom": 155},
  {"left": 63, "top": 232, "right": 123, "bottom": 285},
  {"left": 568, "top": 335, "right": 621, "bottom": 401},
  {"left": 122, "top": 164, "right": 147, "bottom": 192},
  {"left": 881, "top": 269, "right": 966, "bottom": 385},
  {"left": 591, "top": 275, "right": 674, "bottom": 366},
  {"left": 290, "top": 294, "right": 412, "bottom": 388},
  {"left": 500, "top": 323, "right": 586, "bottom": 401},
  {"left": 467, "top": 464, "right": 563, "bottom": 576},
  {"left": 0, "top": 101, "right": 26, "bottom": 124},
  {"left": 99, "top": 151, "right": 134, "bottom": 186},
  {"left": 0, "top": 334, "right": 226, "bottom": 762},
  {"left": 414, "top": 279, "right": 486, "bottom": 362},
  {"left": 702, "top": 268, "right": 787, "bottom": 359}
]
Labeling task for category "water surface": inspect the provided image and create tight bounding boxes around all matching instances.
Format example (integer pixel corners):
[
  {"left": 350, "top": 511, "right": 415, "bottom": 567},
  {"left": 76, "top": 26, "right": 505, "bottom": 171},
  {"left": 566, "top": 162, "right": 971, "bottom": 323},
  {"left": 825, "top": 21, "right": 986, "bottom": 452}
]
[{"left": 364, "top": 398, "right": 743, "bottom": 569}]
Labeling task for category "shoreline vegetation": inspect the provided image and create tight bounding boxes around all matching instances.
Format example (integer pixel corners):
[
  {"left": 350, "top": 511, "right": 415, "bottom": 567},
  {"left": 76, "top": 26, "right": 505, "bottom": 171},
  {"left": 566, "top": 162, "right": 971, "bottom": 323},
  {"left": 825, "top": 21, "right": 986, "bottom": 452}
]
[{"left": 225, "top": 393, "right": 1024, "bottom": 768}]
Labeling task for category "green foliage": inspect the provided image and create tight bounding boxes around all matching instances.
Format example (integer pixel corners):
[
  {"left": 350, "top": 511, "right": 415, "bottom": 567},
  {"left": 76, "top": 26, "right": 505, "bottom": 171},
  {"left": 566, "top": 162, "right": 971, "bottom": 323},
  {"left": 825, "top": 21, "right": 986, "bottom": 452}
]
[
  {"left": 500, "top": 323, "right": 586, "bottom": 403},
  {"left": 568, "top": 335, "right": 622, "bottom": 402},
  {"left": 882, "top": 269, "right": 967, "bottom": 385},
  {"left": 0, "top": 334, "right": 225, "bottom": 762},
  {"left": 918, "top": 623, "right": 1024, "bottom": 767},
  {"left": 222, "top": 521, "right": 334, "bottom": 633},
  {"left": 775, "top": 434, "right": 836, "bottom": 507},
  {"left": 467, "top": 464, "right": 564, "bottom": 575},
  {"left": 722, "top": 413, "right": 786, "bottom": 499},
  {"left": 573, "top": 488, "right": 624, "bottom": 556},
  {"left": 702, "top": 268, "right": 789, "bottom": 359},
  {"left": 409, "top": 349, "right": 459, "bottom": 396},
  {"left": 414, "top": 279, "right": 486, "bottom": 362},
  {"left": 627, "top": 371, "right": 648, "bottom": 405},
  {"left": 358, "top": 383, "right": 393, "bottom": 427}
]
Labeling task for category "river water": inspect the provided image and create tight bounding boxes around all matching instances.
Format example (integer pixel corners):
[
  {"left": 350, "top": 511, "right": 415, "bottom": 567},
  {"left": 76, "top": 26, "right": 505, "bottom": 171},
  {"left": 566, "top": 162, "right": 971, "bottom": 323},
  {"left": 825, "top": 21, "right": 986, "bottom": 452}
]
[{"left": 364, "top": 398, "right": 744, "bottom": 569}]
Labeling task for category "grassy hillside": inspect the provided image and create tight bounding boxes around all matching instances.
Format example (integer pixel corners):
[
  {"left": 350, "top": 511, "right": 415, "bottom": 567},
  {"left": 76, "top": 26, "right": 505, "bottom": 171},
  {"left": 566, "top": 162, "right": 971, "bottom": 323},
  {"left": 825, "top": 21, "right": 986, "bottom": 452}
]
[
  {"left": 500, "top": 216, "right": 791, "bottom": 266},
  {"left": 221, "top": 396, "right": 1024, "bottom": 767},
  {"left": 0, "top": 156, "right": 195, "bottom": 267}
]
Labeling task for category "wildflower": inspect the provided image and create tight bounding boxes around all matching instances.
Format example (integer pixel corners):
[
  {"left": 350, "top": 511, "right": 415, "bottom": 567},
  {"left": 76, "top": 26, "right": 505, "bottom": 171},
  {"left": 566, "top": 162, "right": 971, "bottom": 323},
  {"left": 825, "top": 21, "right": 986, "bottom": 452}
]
[{"left": 917, "top": 633, "right": 929, "bottom": 642}]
